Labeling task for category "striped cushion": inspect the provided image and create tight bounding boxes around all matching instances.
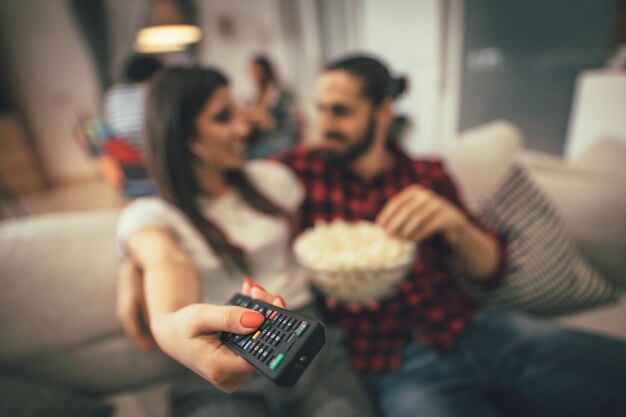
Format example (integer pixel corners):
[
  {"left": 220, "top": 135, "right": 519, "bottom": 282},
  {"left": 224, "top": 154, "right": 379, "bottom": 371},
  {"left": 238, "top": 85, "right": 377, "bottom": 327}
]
[{"left": 461, "top": 164, "right": 622, "bottom": 316}]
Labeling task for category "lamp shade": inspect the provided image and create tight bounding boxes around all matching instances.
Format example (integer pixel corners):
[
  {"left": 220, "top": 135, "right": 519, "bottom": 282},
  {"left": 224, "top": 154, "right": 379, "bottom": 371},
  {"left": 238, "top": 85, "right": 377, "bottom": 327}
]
[
  {"left": 133, "top": 0, "right": 201, "bottom": 53},
  {"left": 134, "top": 24, "right": 201, "bottom": 53}
]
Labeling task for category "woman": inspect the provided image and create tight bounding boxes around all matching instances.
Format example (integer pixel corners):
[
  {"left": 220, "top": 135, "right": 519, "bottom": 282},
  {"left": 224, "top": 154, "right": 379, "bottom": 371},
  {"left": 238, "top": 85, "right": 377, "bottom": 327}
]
[
  {"left": 116, "top": 67, "right": 376, "bottom": 417},
  {"left": 244, "top": 54, "right": 300, "bottom": 159}
]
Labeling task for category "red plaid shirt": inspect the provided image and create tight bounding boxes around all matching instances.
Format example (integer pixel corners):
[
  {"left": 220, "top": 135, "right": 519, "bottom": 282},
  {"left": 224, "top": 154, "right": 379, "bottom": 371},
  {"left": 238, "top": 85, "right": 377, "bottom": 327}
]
[{"left": 273, "top": 145, "right": 507, "bottom": 374}]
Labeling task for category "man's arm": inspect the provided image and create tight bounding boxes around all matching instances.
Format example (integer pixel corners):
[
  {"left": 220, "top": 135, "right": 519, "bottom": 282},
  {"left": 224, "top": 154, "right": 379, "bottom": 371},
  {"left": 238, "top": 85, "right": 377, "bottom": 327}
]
[
  {"left": 376, "top": 184, "right": 500, "bottom": 281},
  {"left": 440, "top": 212, "right": 501, "bottom": 281}
]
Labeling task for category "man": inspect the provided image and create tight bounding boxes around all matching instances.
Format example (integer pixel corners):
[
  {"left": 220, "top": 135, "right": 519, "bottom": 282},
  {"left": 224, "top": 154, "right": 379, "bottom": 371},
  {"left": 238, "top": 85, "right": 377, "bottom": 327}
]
[
  {"left": 277, "top": 55, "right": 626, "bottom": 417},
  {"left": 118, "top": 55, "right": 626, "bottom": 416}
]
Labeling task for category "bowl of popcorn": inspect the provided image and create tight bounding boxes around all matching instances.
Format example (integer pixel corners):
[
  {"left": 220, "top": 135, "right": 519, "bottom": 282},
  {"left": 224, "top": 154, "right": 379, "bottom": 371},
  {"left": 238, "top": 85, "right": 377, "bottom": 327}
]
[{"left": 293, "top": 219, "right": 416, "bottom": 302}]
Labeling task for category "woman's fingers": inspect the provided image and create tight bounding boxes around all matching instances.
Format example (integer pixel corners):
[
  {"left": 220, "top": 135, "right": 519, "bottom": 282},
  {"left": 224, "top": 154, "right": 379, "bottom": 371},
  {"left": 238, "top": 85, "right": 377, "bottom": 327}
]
[
  {"left": 119, "top": 302, "right": 156, "bottom": 352},
  {"left": 273, "top": 295, "right": 287, "bottom": 309},
  {"left": 200, "top": 344, "right": 255, "bottom": 393},
  {"left": 241, "top": 277, "right": 288, "bottom": 309},
  {"left": 116, "top": 260, "right": 157, "bottom": 352},
  {"left": 153, "top": 307, "right": 258, "bottom": 394},
  {"left": 184, "top": 304, "right": 264, "bottom": 337},
  {"left": 251, "top": 286, "right": 276, "bottom": 304},
  {"left": 242, "top": 279, "right": 252, "bottom": 296}
]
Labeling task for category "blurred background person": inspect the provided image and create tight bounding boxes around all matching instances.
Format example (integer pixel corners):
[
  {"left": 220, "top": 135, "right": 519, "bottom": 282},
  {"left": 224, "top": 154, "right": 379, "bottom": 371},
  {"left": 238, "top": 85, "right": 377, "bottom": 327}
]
[
  {"left": 244, "top": 54, "right": 301, "bottom": 159},
  {"left": 101, "top": 54, "right": 163, "bottom": 198},
  {"left": 104, "top": 54, "right": 163, "bottom": 152}
]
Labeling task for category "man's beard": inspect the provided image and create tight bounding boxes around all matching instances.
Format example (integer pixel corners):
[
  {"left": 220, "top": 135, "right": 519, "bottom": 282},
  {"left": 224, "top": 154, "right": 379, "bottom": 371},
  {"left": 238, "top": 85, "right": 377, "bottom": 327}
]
[{"left": 323, "top": 115, "right": 377, "bottom": 166}]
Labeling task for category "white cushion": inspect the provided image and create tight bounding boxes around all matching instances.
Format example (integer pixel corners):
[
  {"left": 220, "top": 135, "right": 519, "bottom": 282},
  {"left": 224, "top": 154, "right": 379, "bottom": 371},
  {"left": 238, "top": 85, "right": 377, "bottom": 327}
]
[
  {"left": 444, "top": 120, "right": 522, "bottom": 211},
  {"left": 0, "top": 210, "right": 122, "bottom": 361}
]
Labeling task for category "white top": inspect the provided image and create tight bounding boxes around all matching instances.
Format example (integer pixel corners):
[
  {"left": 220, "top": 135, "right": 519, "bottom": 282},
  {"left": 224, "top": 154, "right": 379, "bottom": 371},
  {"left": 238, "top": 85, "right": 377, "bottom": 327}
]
[{"left": 117, "top": 160, "right": 313, "bottom": 308}]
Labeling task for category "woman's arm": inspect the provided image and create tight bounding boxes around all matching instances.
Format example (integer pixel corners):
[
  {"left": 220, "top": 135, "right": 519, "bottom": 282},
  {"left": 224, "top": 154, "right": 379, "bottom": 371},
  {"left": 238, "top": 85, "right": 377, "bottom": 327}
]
[
  {"left": 126, "top": 228, "right": 201, "bottom": 319},
  {"left": 116, "top": 258, "right": 156, "bottom": 352},
  {"left": 123, "top": 228, "right": 271, "bottom": 393}
]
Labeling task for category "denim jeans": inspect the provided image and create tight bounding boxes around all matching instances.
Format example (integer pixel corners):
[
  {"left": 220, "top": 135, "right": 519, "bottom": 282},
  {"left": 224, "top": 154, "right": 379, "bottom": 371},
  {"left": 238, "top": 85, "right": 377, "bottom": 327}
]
[{"left": 365, "top": 307, "right": 626, "bottom": 417}]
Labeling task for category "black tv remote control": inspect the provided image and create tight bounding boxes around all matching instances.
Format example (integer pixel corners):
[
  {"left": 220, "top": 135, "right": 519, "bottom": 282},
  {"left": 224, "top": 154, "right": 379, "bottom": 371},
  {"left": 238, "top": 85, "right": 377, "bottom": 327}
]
[{"left": 221, "top": 293, "right": 326, "bottom": 387}]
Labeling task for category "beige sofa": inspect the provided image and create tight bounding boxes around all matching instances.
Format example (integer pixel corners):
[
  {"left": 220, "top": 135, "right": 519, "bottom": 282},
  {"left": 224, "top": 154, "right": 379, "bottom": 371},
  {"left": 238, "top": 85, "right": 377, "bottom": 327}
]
[{"left": 1, "top": 121, "right": 624, "bottom": 417}]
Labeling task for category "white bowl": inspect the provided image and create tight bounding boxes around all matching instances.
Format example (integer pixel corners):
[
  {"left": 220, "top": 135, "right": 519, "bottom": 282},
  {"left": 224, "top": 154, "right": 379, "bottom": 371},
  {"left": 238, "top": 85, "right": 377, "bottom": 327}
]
[
  {"left": 293, "top": 220, "right": 417, "bottom": 302},
  {"left": 295, "top": 254, "right": 415, "bottom": 302}
]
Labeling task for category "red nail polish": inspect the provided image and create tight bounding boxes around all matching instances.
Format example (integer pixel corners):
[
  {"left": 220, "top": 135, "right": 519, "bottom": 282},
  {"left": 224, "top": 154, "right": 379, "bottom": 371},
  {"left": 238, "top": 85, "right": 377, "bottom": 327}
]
[
  {"left": 240, "top": 311, "right": 265, "bottom": 328},
  {"left": 245, "top": 277, "right": 266, "bottom": 292}
]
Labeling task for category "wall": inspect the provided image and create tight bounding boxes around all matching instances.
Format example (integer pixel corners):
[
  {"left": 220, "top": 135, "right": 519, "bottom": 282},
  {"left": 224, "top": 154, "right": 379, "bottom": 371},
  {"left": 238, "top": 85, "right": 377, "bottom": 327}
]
[
  {"left": 0, "top": 0, "right": 101, "bottom": 183},
  {"left": 0, "top": 0, "right": 454, "bottom": 184},
  {"left": 195, "top": 0, "right": 292, "bottom": 102},
  {"left": 359, "top": 0, "right": 444, "bottom": 154}
]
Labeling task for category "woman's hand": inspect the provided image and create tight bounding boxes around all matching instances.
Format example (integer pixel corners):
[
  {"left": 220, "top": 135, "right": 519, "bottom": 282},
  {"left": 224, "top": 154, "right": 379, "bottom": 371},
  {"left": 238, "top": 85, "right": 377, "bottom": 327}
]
[
  {"left": 244, "top": 105, "right": 276, "bottom": 132},
  {"left": 150, "top": 278, "right": 286, "bottom": 393},
  {"left": 116, "top": 259, "right": 156, "bottom": 352},
  {"left": 241, "top": 277, "right": 287, "bottom": 308}
]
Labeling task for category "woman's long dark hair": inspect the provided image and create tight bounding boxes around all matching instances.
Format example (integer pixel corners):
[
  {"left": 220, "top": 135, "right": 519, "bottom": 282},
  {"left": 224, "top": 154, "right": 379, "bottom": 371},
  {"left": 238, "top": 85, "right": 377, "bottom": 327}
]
[
  {"left": 252, "top": 54, "right": 277, "bottom": 91},
  {"left": 145, "top": 67, "right": 286, "bottom": 274}
]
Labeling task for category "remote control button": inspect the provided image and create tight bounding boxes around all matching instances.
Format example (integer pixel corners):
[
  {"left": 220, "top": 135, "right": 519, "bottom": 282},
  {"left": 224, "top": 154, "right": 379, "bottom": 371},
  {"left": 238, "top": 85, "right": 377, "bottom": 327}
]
[
  {"left": 252, "top": 331, "right": 261, "bottom": 340},
  {"left": 285, "top": 333, "right": 295, "bottom": 343},
  {"left": 285, "top": 318, "right": 297, "bottom": 331},
  {"left": 269, "top": 311, "right": 278, "bottom": 320},
  {"left": 257, "top": 346, "right": 265, "bottom": 358},
  {"left": 284, "top": 338, "right": 296, "bottom": 351},
  {"left": 230, "top": 333, "right": 243, "bottom": 342},
  {"left": 261, "top": 348, "right": 271, "bottom": 363},
  {"left": 240, "top": 300, "right": 251, "bottom": 308},
  {"left": 273, "top": 333, "right": 282, "bottom": 345},
  {"left": 243, "top": 340, "right": 253, "bottom": 351},
  {"left": 251, "top": 303, "right": 266, "bottom": 315},
  {"left": 295, "top": 321, "right": 309, "bottom": 337},
  {"left": 261, "top": 320, "right": 271, "bottom": 330},
  {"left": 237, "top": 337, "right": 249, "bottom": 348},
  {"left": 253, "top": 345, "right": 261, "bottom": 356},
  {"left": 269, "top": 353, "right": 285, "bottom": 370}
]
